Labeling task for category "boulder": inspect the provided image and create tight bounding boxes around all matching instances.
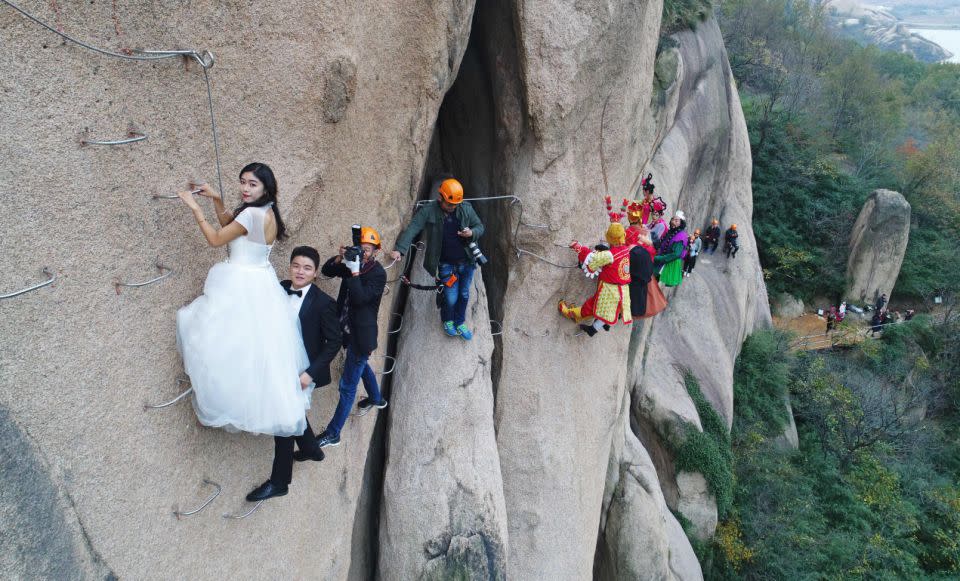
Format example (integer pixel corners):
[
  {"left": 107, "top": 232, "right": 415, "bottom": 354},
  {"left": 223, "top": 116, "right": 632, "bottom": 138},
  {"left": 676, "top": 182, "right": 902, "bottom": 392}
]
[
  {"left": 675, "top": 472, "right": 718, "bottom": 541},
  {"left": 772, "top": 293, "right": 804, "bottom": 319},
  {"left": 845, "top": 189, "right": 911, "bottom": 305}
]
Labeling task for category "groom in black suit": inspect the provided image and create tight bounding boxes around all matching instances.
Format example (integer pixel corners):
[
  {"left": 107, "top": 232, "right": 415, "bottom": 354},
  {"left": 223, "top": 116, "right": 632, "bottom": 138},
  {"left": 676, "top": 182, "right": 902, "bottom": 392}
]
[{"left": 247, "top": 246, "right": 342, "bottom": 501}]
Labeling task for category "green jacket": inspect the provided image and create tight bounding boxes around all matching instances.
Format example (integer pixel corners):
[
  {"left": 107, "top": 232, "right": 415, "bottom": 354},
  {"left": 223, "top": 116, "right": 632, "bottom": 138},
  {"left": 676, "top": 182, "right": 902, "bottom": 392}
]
[{"left": 395, "top": 200, "right": 485, "bottom": 277}]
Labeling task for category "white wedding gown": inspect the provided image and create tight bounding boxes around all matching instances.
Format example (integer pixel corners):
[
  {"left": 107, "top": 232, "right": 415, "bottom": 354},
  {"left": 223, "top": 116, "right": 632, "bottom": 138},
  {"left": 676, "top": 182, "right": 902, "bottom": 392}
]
[{"left": 176, "top": 204, "right": 312, "bottom": 437}]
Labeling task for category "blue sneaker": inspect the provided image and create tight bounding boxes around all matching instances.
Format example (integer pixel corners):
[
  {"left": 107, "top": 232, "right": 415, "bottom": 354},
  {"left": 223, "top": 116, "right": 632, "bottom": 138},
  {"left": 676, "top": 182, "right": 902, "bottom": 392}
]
[
  {"left": 456, "top": 324, "right": 473, "bottom": 340},
  {"left": 443, "top": 321, "right": 459, "bottom": 337}
]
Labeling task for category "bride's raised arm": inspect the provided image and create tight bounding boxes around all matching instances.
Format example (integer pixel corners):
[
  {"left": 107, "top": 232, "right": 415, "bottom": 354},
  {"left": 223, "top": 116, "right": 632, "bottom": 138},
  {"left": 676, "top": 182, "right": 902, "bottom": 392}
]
[{"left": 177, "top": 189, "right": 247, "bottom": 247}]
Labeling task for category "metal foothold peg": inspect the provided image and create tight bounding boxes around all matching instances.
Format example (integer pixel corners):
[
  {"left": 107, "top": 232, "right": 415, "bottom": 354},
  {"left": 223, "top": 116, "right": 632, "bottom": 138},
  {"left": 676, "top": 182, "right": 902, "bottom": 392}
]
[
  {"left": 115, "top": 260, "right": 173, "bottom": 294},
  {"left": 223, "top": 500, "right": 265, "bottom": 520},
  {"left": 80, "top": 130, "right": 147, "bottom": 147},
  {"left": 173, "top": 479, "right": 222, "bottom": 519},
  {"left": 0, "top": 267, "right": 56, "bottom": 300}
]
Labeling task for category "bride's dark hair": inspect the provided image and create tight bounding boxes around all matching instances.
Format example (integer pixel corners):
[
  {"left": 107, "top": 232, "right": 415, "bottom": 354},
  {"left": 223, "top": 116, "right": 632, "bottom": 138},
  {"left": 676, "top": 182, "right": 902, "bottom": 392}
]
[{"left": 235, "top": 162, "right": 288, "bottom": 241}]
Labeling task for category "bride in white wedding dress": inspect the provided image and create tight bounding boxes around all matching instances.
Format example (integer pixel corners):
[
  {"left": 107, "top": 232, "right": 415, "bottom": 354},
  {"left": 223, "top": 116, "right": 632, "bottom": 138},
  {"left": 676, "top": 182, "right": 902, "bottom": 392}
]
[{"left": 175, "top": 163, "right": 312, "bottom": 437}]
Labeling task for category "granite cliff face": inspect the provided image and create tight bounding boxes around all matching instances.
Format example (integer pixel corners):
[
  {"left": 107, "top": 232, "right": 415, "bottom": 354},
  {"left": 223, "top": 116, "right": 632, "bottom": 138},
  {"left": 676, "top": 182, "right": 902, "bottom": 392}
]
[{"left": 0, "top": 2, "right": 768, "bottom": 578}]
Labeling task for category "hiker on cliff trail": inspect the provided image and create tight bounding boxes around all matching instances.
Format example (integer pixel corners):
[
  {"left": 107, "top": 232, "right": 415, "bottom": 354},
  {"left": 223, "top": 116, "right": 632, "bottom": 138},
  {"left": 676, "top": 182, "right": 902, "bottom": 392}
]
[
  {"left": 246, "top": 246, "right": 342, "bottom": 502},
  {"left": 559, "top": 223, "right": 633, "bottom": 337},
  {"left": 875, "top": 293, "right": 887, "bottom": 313},
  {"left": 316, "top": 226, "right": 388, "bottom": 449},
  {"left": 654, "top": 211, "right": 689, "bottom": 287},
  {"left": 683, "top": 228, "right": 702, "bottom": 278},
  {"left": 724, "top": 224, "right": 740, "bottom": 258},
  {"left": 390, "top": 178, "right": 485, "bottom": 340},
  {"left": 703, "top": 219, "right": 721, "bottom": 254},
  {"left": 175, "top": 162, "right": 315, "bottom": 437}
]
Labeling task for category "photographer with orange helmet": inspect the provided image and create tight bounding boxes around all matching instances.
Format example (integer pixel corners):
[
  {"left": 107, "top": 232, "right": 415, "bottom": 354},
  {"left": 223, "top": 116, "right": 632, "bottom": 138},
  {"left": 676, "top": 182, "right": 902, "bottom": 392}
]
[
  {"left": 316, "top": 225, "right": 388, "bottom": 449},
  {"left": 390, "top": 177, "right": 485, "bottom": 340}
]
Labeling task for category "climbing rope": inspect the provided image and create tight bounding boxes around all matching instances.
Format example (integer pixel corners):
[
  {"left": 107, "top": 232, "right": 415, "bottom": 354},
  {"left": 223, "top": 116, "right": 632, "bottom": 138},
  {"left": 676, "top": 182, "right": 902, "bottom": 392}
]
[{"left": 1, "top": 0, "right": 224, "bottom": 198}]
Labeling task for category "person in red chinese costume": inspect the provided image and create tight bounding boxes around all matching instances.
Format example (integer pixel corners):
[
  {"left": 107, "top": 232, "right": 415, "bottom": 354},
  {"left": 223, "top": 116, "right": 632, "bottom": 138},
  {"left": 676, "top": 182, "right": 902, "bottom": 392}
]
[{"left": 558, "top": 222, "right": 632, "bottom": 337}]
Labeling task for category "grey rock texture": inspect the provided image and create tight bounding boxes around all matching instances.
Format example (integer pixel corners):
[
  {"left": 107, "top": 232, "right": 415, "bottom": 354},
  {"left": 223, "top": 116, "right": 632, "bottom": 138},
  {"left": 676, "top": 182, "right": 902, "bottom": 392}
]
[
  {"left": 772, "top": 292, "right": 805, "bottom": 319},
  {"left": 0, "top": 407, "right": 114, "bottom": 580},
  {"left": 379, "top": 261, "right": 508, "bottom": 579},
  {"left": 845, "top": 189, "right": 911, "bottom": 305},
  {"left": 2, "top": 2, "right": 765, "bottom": 579}
]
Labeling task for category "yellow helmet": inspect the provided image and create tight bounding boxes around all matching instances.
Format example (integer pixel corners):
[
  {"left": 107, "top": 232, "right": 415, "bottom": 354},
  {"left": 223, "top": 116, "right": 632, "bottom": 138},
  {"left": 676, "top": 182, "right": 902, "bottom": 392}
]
[
  {"left": 439, "top": 179, "right": 464, "bottom": 204},
  {"left": 605, "top": 223, "right": 626, "bottom": 246},
  {"left": 360, "top": 226, "right": 381, "bottom": 248}
]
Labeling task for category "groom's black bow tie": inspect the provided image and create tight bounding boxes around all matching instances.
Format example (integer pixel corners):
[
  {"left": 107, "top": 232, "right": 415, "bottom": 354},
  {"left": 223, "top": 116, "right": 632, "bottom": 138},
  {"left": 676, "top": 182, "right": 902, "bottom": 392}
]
[{"left": 285, "top": 288, "right": 303, "bottom": 297}]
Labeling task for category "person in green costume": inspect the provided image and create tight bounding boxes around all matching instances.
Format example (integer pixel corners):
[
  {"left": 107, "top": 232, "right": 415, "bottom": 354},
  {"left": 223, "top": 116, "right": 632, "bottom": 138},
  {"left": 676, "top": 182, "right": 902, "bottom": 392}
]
[{"left": 654, "top": 210, "right": 688, "bottom": 287}]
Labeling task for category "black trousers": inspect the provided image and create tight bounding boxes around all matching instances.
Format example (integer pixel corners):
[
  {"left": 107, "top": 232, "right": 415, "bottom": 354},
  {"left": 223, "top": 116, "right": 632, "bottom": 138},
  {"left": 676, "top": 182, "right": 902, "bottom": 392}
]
[
  {"left": 683, "top": 255, "right": 698, "bottom": 273},
  {"left": 270, "top": 420, "right": 319, "bottom": 486}
]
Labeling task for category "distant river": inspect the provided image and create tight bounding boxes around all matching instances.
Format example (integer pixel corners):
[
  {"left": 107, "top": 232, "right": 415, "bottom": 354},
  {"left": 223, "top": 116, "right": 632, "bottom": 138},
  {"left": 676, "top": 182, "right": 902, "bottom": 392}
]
[{"left": 910, "top": 28, "right": 960, "bottom": 63}]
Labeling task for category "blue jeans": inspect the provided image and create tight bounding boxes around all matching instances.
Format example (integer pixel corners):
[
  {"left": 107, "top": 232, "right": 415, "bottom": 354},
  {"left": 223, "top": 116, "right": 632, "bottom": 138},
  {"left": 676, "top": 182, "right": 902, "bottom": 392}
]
[
  {"left": 438, "top": 262, "right": 475, "bottom": 326},
  {"left": 326, "top": 346, "right": 382, "bottom": 437}
]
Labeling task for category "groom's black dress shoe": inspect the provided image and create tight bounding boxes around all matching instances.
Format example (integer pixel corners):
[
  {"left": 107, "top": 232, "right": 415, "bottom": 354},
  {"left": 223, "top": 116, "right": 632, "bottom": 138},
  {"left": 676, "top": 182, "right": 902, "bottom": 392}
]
[
  {"left": 246, "top": 480, "right": 288, "bottom": 502},
  {"left": 293, "top": 448, "right": 325, "bottom": 462}
]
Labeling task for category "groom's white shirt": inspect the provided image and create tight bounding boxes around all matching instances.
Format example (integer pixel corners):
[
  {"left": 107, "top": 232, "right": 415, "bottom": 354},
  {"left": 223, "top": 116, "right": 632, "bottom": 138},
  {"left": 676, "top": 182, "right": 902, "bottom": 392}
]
[{"left": 287, "top": 283, "right": 311, "bottom": 317}]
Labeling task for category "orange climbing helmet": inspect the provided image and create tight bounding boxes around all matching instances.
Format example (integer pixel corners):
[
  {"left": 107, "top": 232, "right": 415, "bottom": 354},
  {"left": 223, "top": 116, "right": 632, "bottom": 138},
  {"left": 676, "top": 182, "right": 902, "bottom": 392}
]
[
  {"left": 730, "top": 224, "right": 738, "bottom": 230},
  {"left": 439, "top": 179, "right": 464, "bottom": 204},
  {"left": 711, "top": 218, "right": 719, "bottom": 225},
  {"left": 360, "top": 226, "right": 382, "bottom": 248},
  {"left": 693, "top": 228, "right": 701, "bottom": 235}
]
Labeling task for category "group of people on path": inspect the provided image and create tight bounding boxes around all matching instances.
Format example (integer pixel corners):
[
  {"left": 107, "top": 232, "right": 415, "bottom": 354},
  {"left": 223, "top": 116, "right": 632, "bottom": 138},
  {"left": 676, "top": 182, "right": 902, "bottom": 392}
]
[
  {"left": 175, "top": 165, "right": 485, "bottom": 502},
  {"left": 821, "top": 293, "right": 916, "bottom": 337},
  {"left": 557, "top": 174, "right": 741, "bottom": 336}
]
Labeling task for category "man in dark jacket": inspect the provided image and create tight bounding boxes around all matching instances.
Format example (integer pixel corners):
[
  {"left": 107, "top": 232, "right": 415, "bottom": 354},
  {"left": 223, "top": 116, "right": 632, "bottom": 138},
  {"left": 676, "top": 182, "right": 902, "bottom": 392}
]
[
  {"left": 316, "top": 227, "right": 387, "bottom": 449},
  {"left": 703, "top": 219, "right": 721, "bottom": 254},
  {"left": 247, "top": 246, "right": 342, "bottom": 501},
  {"left": 724, "top": 224, "right": 740, "bottom": 258},
  {"left": 390, "top": 177, "right": 485, "bottom": 340}
]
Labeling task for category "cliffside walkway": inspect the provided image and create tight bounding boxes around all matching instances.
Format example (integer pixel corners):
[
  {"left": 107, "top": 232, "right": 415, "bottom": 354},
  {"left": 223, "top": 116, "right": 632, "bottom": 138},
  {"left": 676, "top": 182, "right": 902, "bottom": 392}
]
[{"left": 775, "top": 313, "right": 903, "bottom": 352}]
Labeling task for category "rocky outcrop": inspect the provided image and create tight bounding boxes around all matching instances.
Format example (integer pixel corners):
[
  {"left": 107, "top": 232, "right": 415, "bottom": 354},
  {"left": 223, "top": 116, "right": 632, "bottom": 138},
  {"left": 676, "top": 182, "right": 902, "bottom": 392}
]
[
  {"left": 379, "top": 262, "right": 508, "bottom": 579},
  {"left": 1, "top": 1, "right": 767, "bottom": 579},
  {"left": 845, "top": 189, "right": 911, "bottom": 305},
  {"left": 772, "top": 293, "right": 804, "bottom": 319},
  {"left": 830, "top": 0, "right": 953, "bottom": 63}
]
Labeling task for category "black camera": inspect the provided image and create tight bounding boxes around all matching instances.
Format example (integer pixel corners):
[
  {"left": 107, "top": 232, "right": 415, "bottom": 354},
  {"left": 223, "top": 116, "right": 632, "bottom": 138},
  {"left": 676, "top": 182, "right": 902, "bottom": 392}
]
[
  {"left": 460, "top": 232, "right": 488, "bottom": 266},
  {"left": 344, "top": 224, "right": 364, "bottom": 263}
]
